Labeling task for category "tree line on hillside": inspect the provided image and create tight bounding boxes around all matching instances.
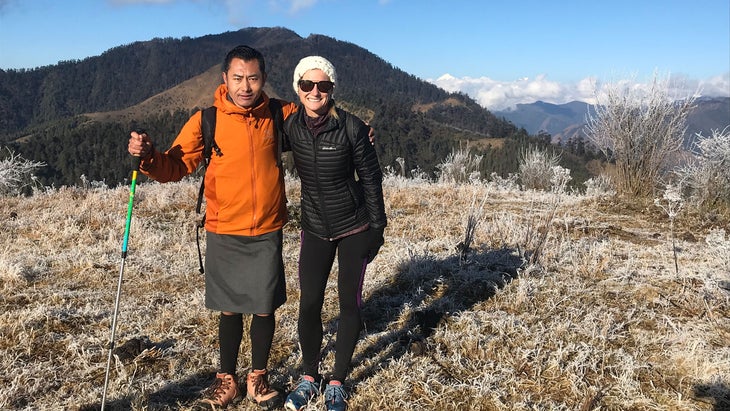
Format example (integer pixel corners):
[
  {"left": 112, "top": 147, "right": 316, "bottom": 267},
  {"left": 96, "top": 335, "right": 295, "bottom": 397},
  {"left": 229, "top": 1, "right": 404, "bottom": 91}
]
[{"left": 4, "top": 105, "right": 594, "bottom": 189}]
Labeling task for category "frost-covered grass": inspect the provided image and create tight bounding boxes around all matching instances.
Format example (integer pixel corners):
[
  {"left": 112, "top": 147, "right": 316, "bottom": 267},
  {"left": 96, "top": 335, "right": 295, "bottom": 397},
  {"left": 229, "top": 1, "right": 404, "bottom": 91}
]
[{"left": 1, "top": 176, "right": 728, "bottom": 410}]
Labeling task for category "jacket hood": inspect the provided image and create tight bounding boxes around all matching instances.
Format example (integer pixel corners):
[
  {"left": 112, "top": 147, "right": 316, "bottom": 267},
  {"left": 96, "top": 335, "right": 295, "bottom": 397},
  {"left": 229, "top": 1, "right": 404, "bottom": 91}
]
[{"left": 213, "top": 84, "right": 271, "bottom": 120}]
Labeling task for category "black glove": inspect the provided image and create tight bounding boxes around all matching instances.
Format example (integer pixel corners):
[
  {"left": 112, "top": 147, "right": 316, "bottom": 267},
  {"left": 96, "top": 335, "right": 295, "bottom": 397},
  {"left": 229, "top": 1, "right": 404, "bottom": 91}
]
[{"left": 365, "top": 226, "right": 385, "bottom": 263}]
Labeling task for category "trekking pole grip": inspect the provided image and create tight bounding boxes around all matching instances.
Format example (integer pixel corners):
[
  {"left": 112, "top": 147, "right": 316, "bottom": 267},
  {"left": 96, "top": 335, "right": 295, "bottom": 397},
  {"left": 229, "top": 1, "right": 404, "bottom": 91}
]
[{"left": 131, "top": 128, "right": 146, "bottom": 171}]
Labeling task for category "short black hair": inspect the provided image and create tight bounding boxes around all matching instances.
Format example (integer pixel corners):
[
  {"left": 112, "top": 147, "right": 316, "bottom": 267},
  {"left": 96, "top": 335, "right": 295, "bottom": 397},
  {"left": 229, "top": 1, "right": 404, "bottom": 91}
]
[{"left": 222, "top": 45, "right": 266, "bottom": 74}]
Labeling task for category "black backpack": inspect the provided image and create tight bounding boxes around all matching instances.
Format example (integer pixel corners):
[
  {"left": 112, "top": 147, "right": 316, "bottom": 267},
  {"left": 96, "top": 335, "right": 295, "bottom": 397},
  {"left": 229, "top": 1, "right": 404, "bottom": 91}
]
[{"left": 195, "top": 99, "right": 285, "bottom": 273}]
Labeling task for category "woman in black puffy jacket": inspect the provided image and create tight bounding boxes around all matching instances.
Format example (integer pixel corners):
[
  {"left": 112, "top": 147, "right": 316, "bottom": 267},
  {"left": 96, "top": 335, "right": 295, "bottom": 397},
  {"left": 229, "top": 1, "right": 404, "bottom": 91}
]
[{"left": 283, "top": 55, "right": 386, "bottom": 411}]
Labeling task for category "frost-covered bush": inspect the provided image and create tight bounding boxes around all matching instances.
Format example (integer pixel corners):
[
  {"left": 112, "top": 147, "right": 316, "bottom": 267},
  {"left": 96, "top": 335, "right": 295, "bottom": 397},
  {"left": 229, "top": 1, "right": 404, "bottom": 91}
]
[
  {"left": 676, "top": 127, "right": 730, "bottom": 210},
  {"left": 518, "top": 147, "right": 564, "bottom": 191},
  {"left": 585, "top": 73, "right": 697, "bottom": 197},
  {"left": 0, "top": 148, "right": 45, "bottom": 196},
  {"left": 436, "top": 147, "right": 483, "bottom": 184},
  {"left": 488, "top": 172, "right": 519, "bottom": 191},
  {"left": 584, "top": 174, "right": 616, "bottom": 197},
  {"left": 550, "top": 165, "right": 572, "bottom": 194}
]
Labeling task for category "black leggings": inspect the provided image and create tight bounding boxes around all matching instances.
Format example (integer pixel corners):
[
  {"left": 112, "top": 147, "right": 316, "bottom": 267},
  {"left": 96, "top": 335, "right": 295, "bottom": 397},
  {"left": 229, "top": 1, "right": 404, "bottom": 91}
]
[{"left": 297, "top": 229, "right": 370, "bottom": 382}]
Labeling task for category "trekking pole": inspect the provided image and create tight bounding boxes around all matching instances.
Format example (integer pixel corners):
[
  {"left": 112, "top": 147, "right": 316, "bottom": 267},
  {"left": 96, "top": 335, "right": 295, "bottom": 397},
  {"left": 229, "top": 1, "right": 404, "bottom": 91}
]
[{"left": 101, "top": 141, "right": 143, "bottom": 410}]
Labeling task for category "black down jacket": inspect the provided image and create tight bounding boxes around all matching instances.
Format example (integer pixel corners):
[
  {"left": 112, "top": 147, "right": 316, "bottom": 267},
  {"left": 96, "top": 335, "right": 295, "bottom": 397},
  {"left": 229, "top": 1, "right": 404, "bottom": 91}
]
[{"left": 284, "top": 106, "right": 387, "bottom": 240}]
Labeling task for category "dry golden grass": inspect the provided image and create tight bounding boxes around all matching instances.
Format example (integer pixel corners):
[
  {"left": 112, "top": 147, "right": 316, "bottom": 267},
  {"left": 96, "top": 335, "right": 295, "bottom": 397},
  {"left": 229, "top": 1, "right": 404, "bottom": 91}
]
[{"left": 1, "top": 176, "right": 728, "bottom": 410}]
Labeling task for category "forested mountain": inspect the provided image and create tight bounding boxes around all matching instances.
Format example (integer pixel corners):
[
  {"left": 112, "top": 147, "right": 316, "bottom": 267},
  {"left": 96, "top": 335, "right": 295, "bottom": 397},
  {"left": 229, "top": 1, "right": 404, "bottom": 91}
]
[{"left": 0, "top": 27, "right": 593, "bottom": 187}]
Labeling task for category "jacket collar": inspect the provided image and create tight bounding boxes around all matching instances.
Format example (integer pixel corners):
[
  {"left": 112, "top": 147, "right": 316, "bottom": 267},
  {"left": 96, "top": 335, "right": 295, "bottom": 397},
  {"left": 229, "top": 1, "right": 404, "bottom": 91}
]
[{"left": 214, "top": 84, "right": 270, "bottom": 119}]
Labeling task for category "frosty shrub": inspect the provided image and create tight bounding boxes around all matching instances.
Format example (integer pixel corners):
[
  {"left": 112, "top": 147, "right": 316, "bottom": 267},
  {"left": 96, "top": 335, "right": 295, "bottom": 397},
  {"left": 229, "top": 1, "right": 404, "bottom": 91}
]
[
  {"left": 488, "top": 172, "right": 519, "bottom": 192},
  {"left": 382, "top": 164, "right": 399, "bottom": 179},
  {"left": 395, "top": 157, "right": 406, "bottom": 177},
  {"left": 654, "top": 183, "right": 684, "bottom": 220},
  {"left": 585, "top": 73, "right": 697, "bottom": 197},
  {"left": 676, "top": 127, "right": 730, "bottom": 210},
  {"left": 383, "top": 157, "right": 431, "bottom": 187},
  {"left": 654, "top": 183, "right": 684, "bottom": 275},
  {"left": 520, "top": 165, "right": 571, "bottom": 268},
  {"left": 550, "top": 165, "right": 572, "bottom": 194},
  {"left": 409, "top": 165, "right": 430, "bottom": 182},
  {"left": 584, "top": 174, "right": 616, "bottom": 197},
  {"left": 518, "top": 147, "right": 561, "bottom": 191},
  {"left": 436, "top": 147, "right": 483, "bottom": 184},
  {"left": 0, "top": 148, "right": 45, "bottom": 196},
  {"left": 78, "top": 174, "right": 109, "bottom": 190},
  {"left": 383, "top": 160, "right": 431, "bottom": 189}
]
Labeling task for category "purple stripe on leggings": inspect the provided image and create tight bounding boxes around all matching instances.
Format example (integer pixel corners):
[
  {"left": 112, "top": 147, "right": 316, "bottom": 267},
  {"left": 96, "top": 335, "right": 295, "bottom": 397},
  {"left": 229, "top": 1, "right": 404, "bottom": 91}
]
[
  {"left": 297, "top": 230, "right": 304, "bottom": 284},
  {"left": 357, "top": 258, "right": 368, "bottom": 308}
]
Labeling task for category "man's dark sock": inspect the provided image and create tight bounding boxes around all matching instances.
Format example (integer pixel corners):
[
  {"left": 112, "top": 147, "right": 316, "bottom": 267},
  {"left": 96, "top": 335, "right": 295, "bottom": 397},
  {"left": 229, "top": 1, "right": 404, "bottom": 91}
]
[
  {"left": 219, "top": 313, "right": 243, "bottom": 375},
  {"left": 250, "top": 314, "right": 275, "bottom": 370}
]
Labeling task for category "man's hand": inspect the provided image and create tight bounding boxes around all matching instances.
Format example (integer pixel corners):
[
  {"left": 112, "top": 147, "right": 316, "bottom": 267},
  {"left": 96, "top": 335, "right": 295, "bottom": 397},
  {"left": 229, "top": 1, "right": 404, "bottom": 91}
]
[{"left": 128, "top": 130, "right": 153, "bottom": 160}]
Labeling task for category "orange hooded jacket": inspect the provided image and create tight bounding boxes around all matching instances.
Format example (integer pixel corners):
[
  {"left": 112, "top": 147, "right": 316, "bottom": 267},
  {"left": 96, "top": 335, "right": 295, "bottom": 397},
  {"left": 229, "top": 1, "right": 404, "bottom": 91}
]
[{"left": 139, "top": 84, "right": 297, "bottom": 236}]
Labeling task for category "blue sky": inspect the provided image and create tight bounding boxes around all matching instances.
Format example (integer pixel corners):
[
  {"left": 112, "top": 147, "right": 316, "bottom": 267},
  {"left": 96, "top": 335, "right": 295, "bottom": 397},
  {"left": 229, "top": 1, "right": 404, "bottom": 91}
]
[{"left": 1, "top": 0, "right": 728, "bottom": 110}]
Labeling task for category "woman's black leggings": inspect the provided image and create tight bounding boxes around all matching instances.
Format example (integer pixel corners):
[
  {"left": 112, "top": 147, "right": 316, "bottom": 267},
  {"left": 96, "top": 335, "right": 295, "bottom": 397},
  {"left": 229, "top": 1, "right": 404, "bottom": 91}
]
[{"left": 297, "top": 229, "right": 370, "bottom": 382}]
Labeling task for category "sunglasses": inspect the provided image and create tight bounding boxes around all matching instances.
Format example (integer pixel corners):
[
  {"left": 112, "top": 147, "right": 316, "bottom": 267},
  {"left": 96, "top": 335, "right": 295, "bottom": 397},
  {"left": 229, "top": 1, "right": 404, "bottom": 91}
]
[{"left": 298, "top": 79, "right": 334, "bottom": 93}]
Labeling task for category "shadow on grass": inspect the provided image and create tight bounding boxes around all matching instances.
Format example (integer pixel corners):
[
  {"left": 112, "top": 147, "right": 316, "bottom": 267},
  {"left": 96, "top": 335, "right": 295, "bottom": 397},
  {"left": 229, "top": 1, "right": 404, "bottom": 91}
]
[
  {"left": 78, "top": 395, "right": 133, "bottom": 411},
  {"left": 88, "top": 370, "right": 224, "bottom": 410},
  {"left": 99, "top": 247, "right": 523, "bottom": 408},
  {"left": 81, "top": 338, "right": 210, "bottom": 411},
  {"left": 694, "top": 381, "right": 730, "bottom": 411},
  {"left": 348, "top": 245, "right": 523, "bottom": 385}
]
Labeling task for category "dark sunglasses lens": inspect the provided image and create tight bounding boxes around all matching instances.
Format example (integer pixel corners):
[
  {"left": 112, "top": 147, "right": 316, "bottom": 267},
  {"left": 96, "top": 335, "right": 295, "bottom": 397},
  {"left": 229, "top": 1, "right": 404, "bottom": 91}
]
[
  {"left": 299, "top": 80, "right": 334, "bottom": 93},
  {"left": 318, "top": 81, "right": 334, "bottom": 93},
  {"left": 299, "top": 80, "right": 315, "bottom": 92}
]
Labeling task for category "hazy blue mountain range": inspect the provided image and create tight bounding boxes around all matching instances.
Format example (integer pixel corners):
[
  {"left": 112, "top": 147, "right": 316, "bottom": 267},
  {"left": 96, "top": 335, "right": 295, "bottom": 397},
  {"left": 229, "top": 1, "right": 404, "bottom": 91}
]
[{"left": 494, "top": 97, "right": 730, "bottom": 145}]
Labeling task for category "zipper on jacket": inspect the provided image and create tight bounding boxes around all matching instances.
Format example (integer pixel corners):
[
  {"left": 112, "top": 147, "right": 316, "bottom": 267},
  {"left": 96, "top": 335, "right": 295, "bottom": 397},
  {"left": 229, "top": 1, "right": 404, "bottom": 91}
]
[
  {"left": 248, "top": 115, "right": 258, "bottom": 235},
  {"left": 311, "top": 129, "right": 333, "bottom": 238}
]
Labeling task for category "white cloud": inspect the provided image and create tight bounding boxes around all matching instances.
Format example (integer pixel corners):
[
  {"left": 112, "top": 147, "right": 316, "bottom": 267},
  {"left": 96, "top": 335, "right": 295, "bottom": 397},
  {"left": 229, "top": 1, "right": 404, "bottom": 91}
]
[
  {"left": 428, "top": 72, "right": 730, "bottom": 111},
  {"left": 429, "top": 73, "right": 584, "bottom": 111},
  {"left": 698, "top": 73, "right": 730, "bottom": 97},
  {"left": 287, "top": 0, "right": 318, "bottom": 13}
]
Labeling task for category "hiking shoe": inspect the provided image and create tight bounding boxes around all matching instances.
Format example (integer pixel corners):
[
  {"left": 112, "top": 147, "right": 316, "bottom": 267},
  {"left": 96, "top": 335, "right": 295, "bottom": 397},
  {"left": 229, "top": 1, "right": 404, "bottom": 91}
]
[
  {"left": 284, "top": 375, "right": 320, "bottom": 410},
  {"left": 246, "top": 369, "right": 284, "bottom": 410},
  {"left": 199, "top": 372, "right": 242, "bottom": 409},
  {"left": 324, "top": 381, "right": 348, "bottom": 411}
]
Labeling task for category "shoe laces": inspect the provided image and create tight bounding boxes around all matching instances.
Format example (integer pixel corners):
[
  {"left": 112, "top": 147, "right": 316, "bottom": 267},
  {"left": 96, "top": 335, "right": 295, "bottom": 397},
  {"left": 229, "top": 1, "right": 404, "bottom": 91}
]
[
  {"left": 294, "top": 377, "right": 319, "bottom": 397},
  {"left": 325, "top": 383, "right": 347, "bottom": 403},
  {"left": 249, "top": 371, "right": 272, "bottom": 396},
  {"left": 205, "top": 375, "right": 235, "bottom": 401}
]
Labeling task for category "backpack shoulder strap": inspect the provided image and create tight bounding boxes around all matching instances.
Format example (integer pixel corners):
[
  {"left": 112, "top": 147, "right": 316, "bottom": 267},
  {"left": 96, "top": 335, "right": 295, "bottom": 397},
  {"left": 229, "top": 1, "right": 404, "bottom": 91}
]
[
  {"left": 341, "top": 108, "right": 360, "bottom": 148},
  {"left": 268, "top": 98, "right": 285, "bottom": 168},
  {"left": 196, "top": 106, "right": 218, "bottom": 214},
  {"left": 201, "top": 106, "right": 220, "bottom": 165},
  {"left": 196, "top": 106, "right": 218, "bottom": 274}
]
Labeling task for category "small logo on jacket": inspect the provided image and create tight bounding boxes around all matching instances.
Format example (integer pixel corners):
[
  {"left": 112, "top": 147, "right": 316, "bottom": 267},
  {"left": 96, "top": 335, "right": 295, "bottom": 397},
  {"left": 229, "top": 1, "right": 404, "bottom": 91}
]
[{"left": 320, "top": 145, "right": 337, "bottom": 151}]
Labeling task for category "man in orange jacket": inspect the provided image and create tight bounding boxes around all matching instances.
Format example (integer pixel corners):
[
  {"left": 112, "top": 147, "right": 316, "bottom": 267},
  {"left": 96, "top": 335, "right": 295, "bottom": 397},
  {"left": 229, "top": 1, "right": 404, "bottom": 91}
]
[{"left": 128, "top": 45, "right": 295, "bottom": 410}]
